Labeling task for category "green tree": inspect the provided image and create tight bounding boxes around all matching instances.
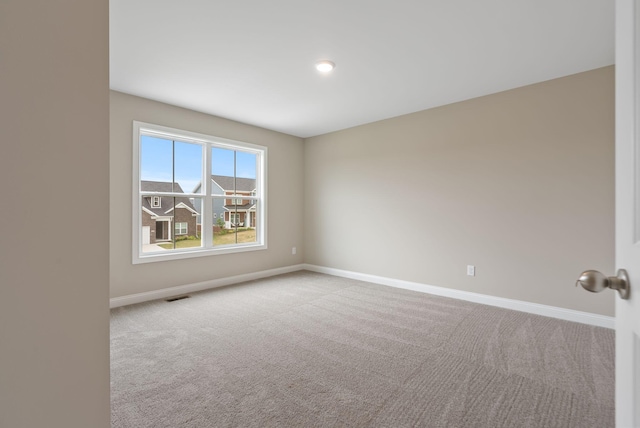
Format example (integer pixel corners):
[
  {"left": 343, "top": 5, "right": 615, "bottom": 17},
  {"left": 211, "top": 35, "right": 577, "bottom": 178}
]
[{"left": 216, "top": 217, "right": 225, "bottom": 229}]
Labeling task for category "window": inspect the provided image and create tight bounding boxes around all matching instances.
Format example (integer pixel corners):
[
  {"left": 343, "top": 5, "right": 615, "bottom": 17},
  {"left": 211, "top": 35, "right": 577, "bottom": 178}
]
[
  {"left": 134, "top": 121, "right": 267, "bottom": 263},
  {"left": 175, "top": 222, "right": 187, "bottom": 235},
  {"left": 230, "top": 213, "right": 240, "bottom": 225}
]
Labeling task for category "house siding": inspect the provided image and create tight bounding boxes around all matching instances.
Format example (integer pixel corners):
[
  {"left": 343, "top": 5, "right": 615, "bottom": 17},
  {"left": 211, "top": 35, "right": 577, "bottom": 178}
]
[
  {"left": 225, "top": 191, "right": 251, "bottom": 206},
  {"left": 192, "top": 181, "right": 227, "bottom": 226},
  {"left": 212, "top": 181, "right": 225, "bottom": 223},
  {"left": 174, "top": 208, "right": 197, "bottom": 238}
]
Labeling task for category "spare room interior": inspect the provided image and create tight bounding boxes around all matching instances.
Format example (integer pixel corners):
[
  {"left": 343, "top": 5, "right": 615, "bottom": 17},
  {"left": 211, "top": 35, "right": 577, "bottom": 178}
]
[{"left": 5, "top": 1, "right": 637, "bottom": 427}]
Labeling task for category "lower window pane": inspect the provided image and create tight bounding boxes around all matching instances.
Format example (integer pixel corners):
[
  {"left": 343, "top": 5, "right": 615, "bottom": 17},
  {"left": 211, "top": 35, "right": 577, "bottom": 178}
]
[
  {"left": 213, "top": 201, "right": 258, "bottom": 246},
  {"left": 141, "top": 196, "right": 201, "bottom": 253}
]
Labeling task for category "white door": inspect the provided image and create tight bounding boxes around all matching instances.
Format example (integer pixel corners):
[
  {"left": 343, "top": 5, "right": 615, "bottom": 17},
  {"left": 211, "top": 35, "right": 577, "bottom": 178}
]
[
  {"left": 615, "top": 1, "right": 640, "bottom": 426},
  {"left": 142, "top": 226, "right": 150, "bottom": 245}
]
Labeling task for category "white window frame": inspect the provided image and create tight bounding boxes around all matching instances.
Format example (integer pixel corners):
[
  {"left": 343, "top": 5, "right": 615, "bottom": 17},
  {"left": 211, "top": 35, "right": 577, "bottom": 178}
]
[
  {"left": 151, "top": 196, "right": 161, "bottom": 208},
  {"left": 133, "top": 121, "right": 267, "bottom": 264}
]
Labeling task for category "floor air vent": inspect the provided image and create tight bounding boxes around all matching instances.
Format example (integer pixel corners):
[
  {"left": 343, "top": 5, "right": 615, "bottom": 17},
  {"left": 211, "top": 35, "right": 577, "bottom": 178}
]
[{"left": 165, "top": 295, "right": 190, "bottom": 302}]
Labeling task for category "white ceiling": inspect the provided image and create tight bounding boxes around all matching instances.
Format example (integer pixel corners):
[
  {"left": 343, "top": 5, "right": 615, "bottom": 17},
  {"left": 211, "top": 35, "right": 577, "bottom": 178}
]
[{"left": 110, "top": 0, "right": 614, "bottom": 138}]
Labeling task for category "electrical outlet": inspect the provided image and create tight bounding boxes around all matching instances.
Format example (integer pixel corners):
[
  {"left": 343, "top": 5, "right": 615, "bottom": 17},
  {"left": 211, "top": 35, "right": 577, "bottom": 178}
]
[
  {"left": 292, "top": 247, "right": 297, "bottom": 255},
  {"left": 467, "top": 265, "right": 475, "bottom": 276}
]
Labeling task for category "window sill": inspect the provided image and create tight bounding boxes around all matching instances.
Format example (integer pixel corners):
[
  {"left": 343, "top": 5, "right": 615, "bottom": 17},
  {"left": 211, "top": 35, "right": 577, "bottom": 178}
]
[{"left": 133, "top": 242, "right": 267, "bottom": 264}]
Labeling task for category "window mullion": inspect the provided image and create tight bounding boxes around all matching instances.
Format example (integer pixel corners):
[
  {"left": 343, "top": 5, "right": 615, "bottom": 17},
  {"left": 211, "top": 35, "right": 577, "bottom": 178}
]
[{"left": 203, "top": 143, "right": 213, "bottom": 248}]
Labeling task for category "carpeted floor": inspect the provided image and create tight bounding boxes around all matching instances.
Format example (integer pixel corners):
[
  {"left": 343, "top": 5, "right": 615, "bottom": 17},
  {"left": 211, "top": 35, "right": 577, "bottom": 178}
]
[{"left": 110, "top": 271, "right": 615, "bottom": 427}]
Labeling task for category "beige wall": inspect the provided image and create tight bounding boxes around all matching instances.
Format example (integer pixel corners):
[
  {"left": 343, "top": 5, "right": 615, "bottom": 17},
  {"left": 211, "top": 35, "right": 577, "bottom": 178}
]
[
  {"left": 0, "top": 1, "right": 110, "bottom": 427},
  {"left": 305, "top": 67, "right": 615, "bottom": 316},
  {"left": 110, "top": 91, "right": 304, "bottom": 298}
]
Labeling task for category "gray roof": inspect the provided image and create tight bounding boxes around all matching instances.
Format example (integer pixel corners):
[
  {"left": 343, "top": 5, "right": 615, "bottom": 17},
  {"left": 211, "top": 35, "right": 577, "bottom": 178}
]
[
  {"left": 211, "top": 175, "right": 256, "bottom": 192},
  {"left": 141, "top": 181, "right": 197, "bottom": 216},
  {"left": 141, "top": 180, "right": 186, "bottom": 193}
]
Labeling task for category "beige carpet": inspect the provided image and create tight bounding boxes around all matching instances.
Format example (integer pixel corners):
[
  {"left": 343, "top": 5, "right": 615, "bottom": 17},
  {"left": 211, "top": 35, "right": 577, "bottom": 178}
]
[{"left": 110, "top": 271, "right": 614, "bottom": 427}]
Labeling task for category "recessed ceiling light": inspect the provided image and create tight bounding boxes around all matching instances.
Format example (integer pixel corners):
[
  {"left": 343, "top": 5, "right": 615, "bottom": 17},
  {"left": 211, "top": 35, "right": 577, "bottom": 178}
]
[{"left": 315, "top": 60, "right": 335, "bottom": 73}]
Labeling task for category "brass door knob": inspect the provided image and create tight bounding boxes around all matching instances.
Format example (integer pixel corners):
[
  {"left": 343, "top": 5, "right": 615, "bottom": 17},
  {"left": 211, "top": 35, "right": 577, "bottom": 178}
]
[{"left": 576, "top": 269, "right": 630, "bottom": 300}]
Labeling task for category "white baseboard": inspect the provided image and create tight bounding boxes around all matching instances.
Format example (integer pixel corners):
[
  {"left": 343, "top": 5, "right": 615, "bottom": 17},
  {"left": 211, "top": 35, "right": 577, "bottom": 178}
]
[
  {"left": 303, "top": 264, "right": 614, "bottom": 329},
  {"left": 110, "top": 264, "right": 306, "bottom": 308},
  {"left": 111, "top": 262, "right": 614, "bottom": 329}
]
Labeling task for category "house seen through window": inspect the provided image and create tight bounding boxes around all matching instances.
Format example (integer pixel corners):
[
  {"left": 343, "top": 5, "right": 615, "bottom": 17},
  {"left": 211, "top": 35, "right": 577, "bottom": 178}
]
[{"left": 134, "top": 121, "right": 266, "bottom": 263}]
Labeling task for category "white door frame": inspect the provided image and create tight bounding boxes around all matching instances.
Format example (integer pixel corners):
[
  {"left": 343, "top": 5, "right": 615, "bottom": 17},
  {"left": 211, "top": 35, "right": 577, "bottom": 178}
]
[{"left": 615, "top": 1, "right": 640, "bottom": 426}]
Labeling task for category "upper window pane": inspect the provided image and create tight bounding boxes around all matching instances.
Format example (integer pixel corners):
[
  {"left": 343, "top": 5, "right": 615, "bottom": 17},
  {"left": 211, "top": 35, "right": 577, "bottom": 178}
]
[
  {"left": 211, "top": 148, "right": 258, "bottom": 196},
  {"left": 174, "top": 141, "right": 202, "bottom": 194},
  {"left": 141, "top": 136, "right": 202, "bottom": 194},
  {"left": 141, "top": 136, "right": 172, "bottom": 185},
  {"left": 236, "top": 151, "right": 256, "bottom": 180},
  {"left": 211, "top": 147, "right": 235, "bottom": 176}
]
